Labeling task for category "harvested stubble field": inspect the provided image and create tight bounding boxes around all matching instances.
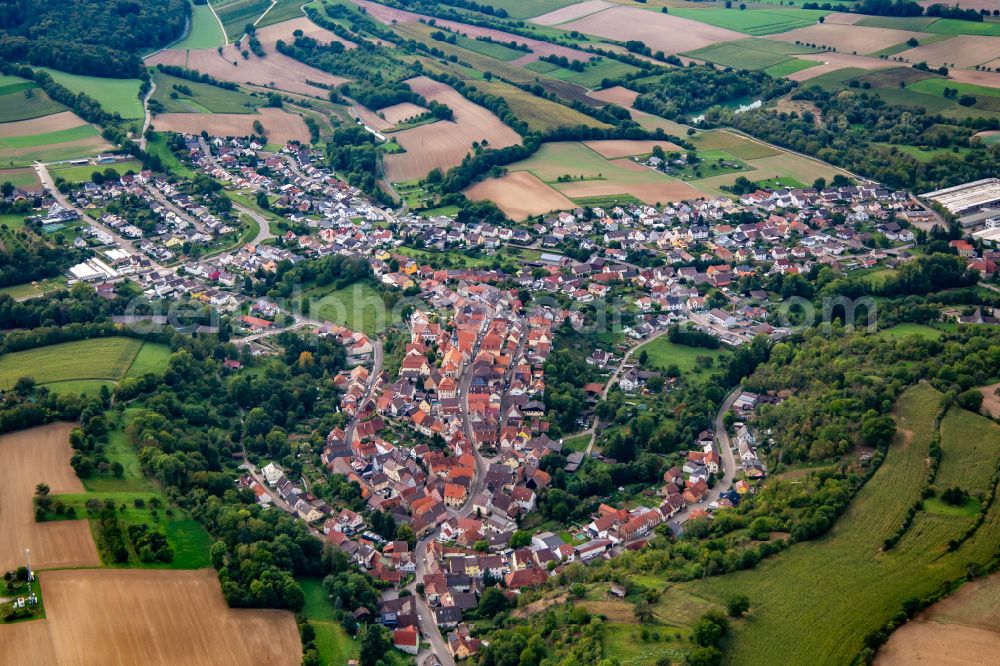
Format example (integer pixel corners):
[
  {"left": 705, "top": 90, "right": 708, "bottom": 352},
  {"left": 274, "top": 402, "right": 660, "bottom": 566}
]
[
  {"left": 0, "top": 568, "right": 302, "bottom": 666},
  {"left": 583, "top": 139, "right": 683, "bottom": 159},
  {"left": 588, "top": 85, "right": 638, "bottom": 108},
  {"left": 382, "top": 76, "right": 521, "bottom": 182},
  {"left": 558, "top": 6, "right": 745, "bottom": 54},
  {"left": 0, "top": 111, "right": 87, "bottom": 138},
  {"left": 473, "top": 79, "right": 609, "bottom": 132},
  {"left": 350, "top": 0, "right": 585, "bottom": 62},
  {"left": 876, "top": 495, "right": 1000, "bottom": 663},
  {"left": 0, "top": 423, "right": 99, "bottom": 572},
  {"left": 153, "top": 107, "right": 310, "bottom": 143},
  {"left": 377, "top": 102, "right": 429, "bottom": 125},
  {"left": 898, "top": 34, "right": 999, "bottom": 69},
  {"left": 146, "top": 43, "right": 347, "bottom": 97},
  {"left": 253, "top": 16, "right": 356, "bottom": 51},
  {"left": 530, "top": 0, "right": 612, "bottom": 26},
  {"left": 770, "top": 24, "right": 928, "bottom": 55},
  {"left": 464, "top": 171, "right": 575, "bottom": 220}
]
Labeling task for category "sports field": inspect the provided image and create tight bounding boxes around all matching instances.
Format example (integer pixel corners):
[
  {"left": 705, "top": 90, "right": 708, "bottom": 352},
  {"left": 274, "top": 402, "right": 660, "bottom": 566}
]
[
  {"left": 681, "top": 384, "right": 1000, "bottom": 665},
  {"left": 37, "top": 69, "right": 144, "bottom": 120},
  {"left": 0, "top": 338, "right": 170, "bottom": 394},
  {"left": 173, "top": 3, "right": 227, "bottom": 49}
]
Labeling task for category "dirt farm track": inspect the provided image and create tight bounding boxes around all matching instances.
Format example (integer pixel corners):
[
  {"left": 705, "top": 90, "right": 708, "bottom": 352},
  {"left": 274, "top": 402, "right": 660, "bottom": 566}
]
[
  {"left": 0, "top": 423, "right": 99, "bottom": 572},
  {"left": 0, "top": 569, "right": 302, "bottom": 666}
]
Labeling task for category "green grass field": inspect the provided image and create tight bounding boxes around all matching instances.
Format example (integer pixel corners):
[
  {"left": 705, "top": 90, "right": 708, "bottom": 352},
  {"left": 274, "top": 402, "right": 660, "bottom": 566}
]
[
  {"left": 454, "top": 34, "right": 528, "bottom": 62},
  {"left": 637, "top": 337, "right": 729, "bottom": 385},
  {"left": 684, "top": 38, "right": 819, "bottom": 71},
  {"left": 309, "top": 282, "right": 397, "bottom": 337},
  {"left": 52, "top": 491, "right": 213, "bottom": 569},
  {"left": 0, "top": 124, "right": 99, "bottom": 151},
  {"left": 0, "top": 338, "right": 170, "bottom": 393},
  {"left": 0, "top": 88, "right": 67, "bottom": 122},
  {"left": 300, "top": 578, "right": 360, "bottom": 664},
  {"left": 480, "top": 0, "right": 577, "bottom": 19},
  {"left": 563, "top": 433, "right": 593, "bottom": 453},
  {"left": 51, "top": 160, "right": 143, "bottom": 184},
  {"left": 0, "top": 166, "right": 40, "bottom": 190},
  {"left": 173, "top": 3, "right": 227, "bottom": 49},
  {"left": 876, "top": 323, "right": 944, "bottom": 340},
  {"left": 762, "top": 58, "right": 819, "bottom": 77},
  {"left": 526, "top": 58, "right": 641, "bottom": 90},
  {"left": 37, "top": 69, "right": 144, "bottom": 119},
  {"left": 146, "top": 131, "right": 197, "bottom": 178},
  {"left": 680, "top": 384, "right": 1000, "bottom": 665},
  {"left": 215, "top": 0, "right": 272, "bottom": 39},
  {"left": 924, "top": 18, "right": 1000, "bottom": 37},
  {"left": 856, "top": 16, "right": 938, "bottom": 31},
  {"left": 152, "top": 71, "right": 261, "bottom": 114},
  {"left": 670, "top": 8, "right": 829, "bottom": 36}
]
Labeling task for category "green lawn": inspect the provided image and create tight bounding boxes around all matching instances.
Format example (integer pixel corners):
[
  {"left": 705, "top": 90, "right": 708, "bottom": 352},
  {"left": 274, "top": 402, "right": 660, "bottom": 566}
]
[
  {"left": 146, "top": 131, "right": 197, "bottom": 179},
  {"left": 37, "top": 69, "right": 144, "bottom": 119},
  {"left": 875, "top": 323, "right": 944, "bottom": 340},
  {"left": 82, "top": 409, "right": 155, "bottom": 493},
  {"left": 173, "top": 3, "right": 227, "bottom": 49},
  {"left": 562, "top": 433, "right": 593, "bottom": 453},
  {"left": 669, "top": 8, "right": 829, "bottom": 36},
  {"left": 152, "top": 71, "right": 261, "bottom": 114},
  {"left": 51, "top": 160, "right": 144, "bottom": 184},
  {"left": 636, "top": 337, "right": 729, "bottom": 385},
  {"left": 0, "top": 88, "right": 67, "bottom": 122},
  {"left": 0, "top": 338, "right": 169, "bottom": 393},
  {"left": 687, "top": 384, "right": 1000, "bottom": 665},
  {"left": 308, "top": 281, "right": 397, "bottom": 336},
  {"left": 300, "top": 577, "right": 360, "bottom": 664}
]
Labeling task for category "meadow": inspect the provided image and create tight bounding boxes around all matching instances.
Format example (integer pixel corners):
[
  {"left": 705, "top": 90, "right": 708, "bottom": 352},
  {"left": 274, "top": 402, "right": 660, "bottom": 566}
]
[
  {"left": 678, "top": 384, "right": 1000, "bottom": 665},
  {"left": 309, "top": 281, "right": 398, "bottom": 336},
  {"left": 214, "top": 0, "right": 272, "bottom": 40},
  {"left": 526, "top": 57, "right": 640, "bottom": 90},
  {"left": 684, "top": 38, "right": 820, "bottom": 71},
  {"left": 37, "top": 69, "right": 144, "bottom": 119},
  {"left": 487, "top": 0, "right": 578, "bottom": 20},
  {"left": 51, "top": 159, "right": 144, "bottom": 184},
  {"left": 0, "top": 86, "right": 66, "bottom": 123},
  {"left": 299, "top": 578, "right": 360, "bottom": 665},
  {"left": 636, "top": 337, "right": 729, "bottom": 385},
  {"left": 152, "top": 70, "right": 262, "bottom": 114},
  {"left": 172, "top": 3, "right": 228, "bottom": 49},
  {"left": 0, "top": 338, "right": 170, "bottom": 394},
  {"left": 473, "top": 79, "right": 609, "bottom": 132},
  {"left": 454, "top": 34, "right": 528, "bottom": 62},
  {"left": 669, "top": 7, "right": 830, "bottom": 36}
]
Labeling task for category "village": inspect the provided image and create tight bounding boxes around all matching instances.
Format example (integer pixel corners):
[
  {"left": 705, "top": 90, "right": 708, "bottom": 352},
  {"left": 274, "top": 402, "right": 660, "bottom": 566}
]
[{"left": 21, "top": 133, "right": 1000, "bottom": 662}]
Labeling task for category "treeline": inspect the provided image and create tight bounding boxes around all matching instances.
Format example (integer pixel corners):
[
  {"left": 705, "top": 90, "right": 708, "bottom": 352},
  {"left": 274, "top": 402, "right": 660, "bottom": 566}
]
[
  {"left": 154, "top": 64, "right": 240, "bottom": 91},
  {"left": 728, "top": 86, "right": 1000, "bottom": 192},
  {"left": 632, "top": 64, "right": 796, "bottom": 121},
  {"left": 802, "top": 0, "right": 986, "bottom": 21},
  {"left": 0, "top": 0, "right": 188, "bottom": 77},
  {"left": 668, "top": 323, "right": 722, "bottom": 349}
]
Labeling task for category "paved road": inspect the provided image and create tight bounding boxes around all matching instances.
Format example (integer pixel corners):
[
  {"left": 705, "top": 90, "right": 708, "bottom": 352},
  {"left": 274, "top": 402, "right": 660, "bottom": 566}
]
[
  {"left": 34, "top": 162, "right": 165, "bottom": 272},
  {"left": 408, "top": 532, "right": 455, "bottom": 666},
  {"left": 583, "top": 326, "right": 670, "bottom": 455},
  {"left": 139, "top": 80, "right": 156, "bottom": 151}
]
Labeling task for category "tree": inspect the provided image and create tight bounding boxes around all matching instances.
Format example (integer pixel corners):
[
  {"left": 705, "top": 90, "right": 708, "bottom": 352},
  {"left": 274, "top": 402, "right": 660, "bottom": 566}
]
[
  {"left": 478, "top": 587, "right": 510, "bottom": 616},
  {"left": 359, "top": 624, "right": 391, "bottom": 666},
  {"left": 726, "top": 595, "right": 750, "bottom": 618},
  {"left": 956, "top": 388, "right": 983, "bottom": 412},
  {"left": 687, "top": 646, "right": 723, "bottom": 666},
  {"left": 509, "top": 530, "right": 532, "bottom": 548}
]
